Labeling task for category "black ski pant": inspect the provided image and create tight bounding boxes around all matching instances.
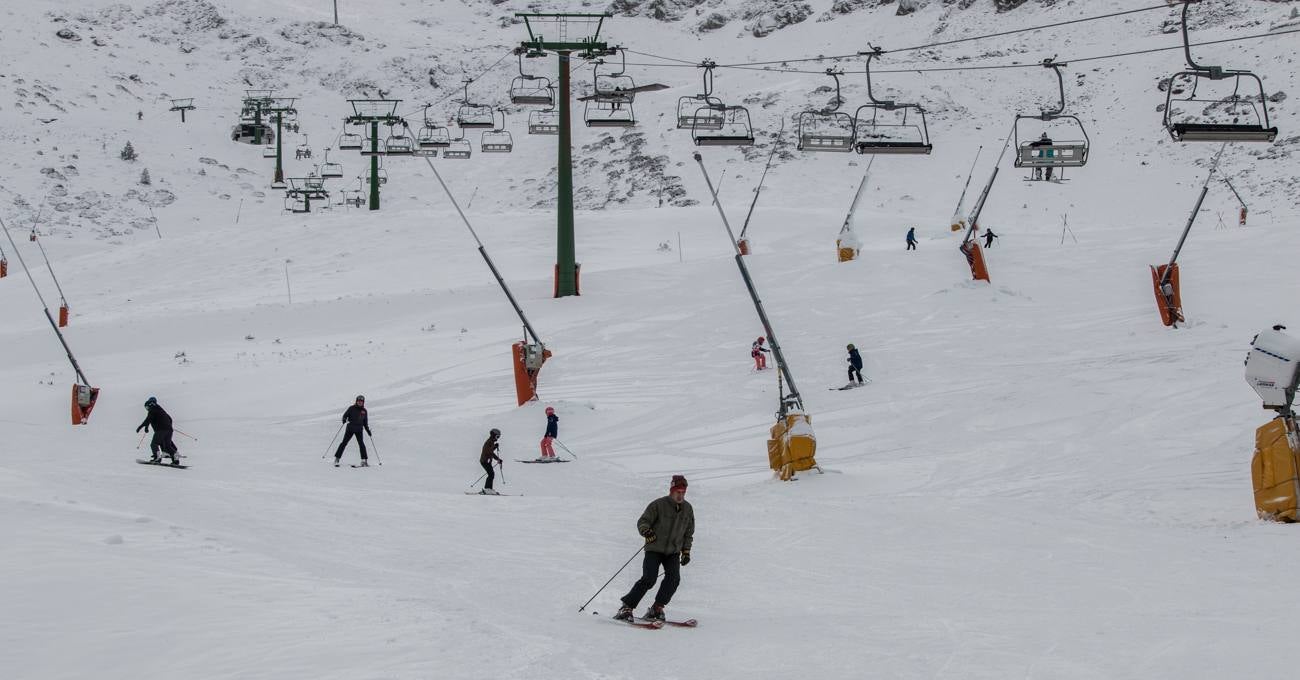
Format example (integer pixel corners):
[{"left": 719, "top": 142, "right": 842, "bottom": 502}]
[
  {"left": 335, "top": 430, "right": 368, "bottom": 461},
  {"left": 621, "top": 550, "right": 681, "bottom": 609},
  {"left": 481, "top": 460, "right": 495, "bottom": 490},
  {"left": 906, "top": 241, "right": 916, "bottom": 250},
  {"left": 150, "top": 429, "right": 177, "bottom": 457},
  {"left": 848, "top": 366, "right": 863, "bottom": 384}
]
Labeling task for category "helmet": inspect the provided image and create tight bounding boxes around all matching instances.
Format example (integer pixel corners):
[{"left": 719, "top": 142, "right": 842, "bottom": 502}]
[
  {"left": 490, "top": 428, "right": 501, "bottom": 437},
  {"left": 1040, "top": 132, "right": 1050, "bottom": 140},
  {"left": 847, "top": 343, "right": 855, "bottom": 350},
  {"left": 757, "top": 336, "right": 765, "bottom": 343},
  {"left": 144, "top": 396, "right": 157, "bottom": 407},
  {"left": 355, "top": 395, "right": 365, "bottom": 403},
  {"left": 545, "top": 406, "right": 555, "bottom": 415}
]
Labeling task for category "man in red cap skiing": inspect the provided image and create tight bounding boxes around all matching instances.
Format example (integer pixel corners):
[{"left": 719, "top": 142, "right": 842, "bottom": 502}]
[
  {"left": 614, "top": 475, "right": 695, "bottom": 623},
  {"left": 540, "top": 406, "right": 558, "bottom": 460}
]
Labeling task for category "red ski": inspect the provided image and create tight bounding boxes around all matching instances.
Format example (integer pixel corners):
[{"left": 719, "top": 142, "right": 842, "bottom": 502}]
[
  {"left": 610, "top": 617, "right": 663, "bottom": 630},
  {"left": 639, "top": 617, "right": 697, "bottom": 628}
]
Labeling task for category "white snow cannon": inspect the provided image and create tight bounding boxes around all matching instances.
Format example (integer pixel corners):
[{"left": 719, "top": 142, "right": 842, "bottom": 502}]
[
  {"left": 1246, "top": 325, "right": 1300, "bottom": 522},
  {"left": 1246, "top": 325, "right": 1300, "bottom": 412}
]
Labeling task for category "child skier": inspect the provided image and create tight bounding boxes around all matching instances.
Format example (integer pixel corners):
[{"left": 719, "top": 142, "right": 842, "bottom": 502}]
[
  {"left": 136, "top": 396, "right": 179, "bottom": 465},
  {"left": 751, "top": 336, "right": 770, "bottom": 370},
  {"left": 334, "top": 395, "right": 371, "bottom": 467},
  {"left": 846, "top": 344, "right": 864, "bottom": 386},
  {"left": 480, "top": 428, "right": 503, "bottom": 494},
  {"left": 614, "top": 475, "right": 695, "bottom": 623},
  {"left": 540, "top": 406, "right": 558, "bottom": 460}
]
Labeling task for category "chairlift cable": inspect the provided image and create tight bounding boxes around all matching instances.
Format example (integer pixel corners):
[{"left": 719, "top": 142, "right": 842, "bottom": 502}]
[{"left": 0, "top": 215, "right": 91, "bottom": 386}]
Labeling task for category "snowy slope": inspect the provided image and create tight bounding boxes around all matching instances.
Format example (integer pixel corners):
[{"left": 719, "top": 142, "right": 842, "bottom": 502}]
[{"left": 4, "top": 1, "right": 1300, "bottom": 679}]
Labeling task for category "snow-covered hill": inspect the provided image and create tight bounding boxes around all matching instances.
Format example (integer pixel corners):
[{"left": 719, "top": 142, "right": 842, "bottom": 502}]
[{"left": 3, "top": 1, "right": 1300, "bottom": 679}]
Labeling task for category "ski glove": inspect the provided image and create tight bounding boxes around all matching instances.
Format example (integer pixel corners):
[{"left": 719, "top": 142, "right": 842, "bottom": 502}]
[
  {"left": 136, "top": 426, "right": 148, "bottom": 433},
  {"left": 641, "top": 529, "right": 656, "bottom": 544},
  {"left": 679, "top": 550, "right": 691, "bottom": 567}
]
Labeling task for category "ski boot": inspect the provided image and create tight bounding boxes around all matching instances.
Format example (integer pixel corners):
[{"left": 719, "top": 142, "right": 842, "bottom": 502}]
[
  {"left": 168, "top": 455, "right": 181, "bottom": 466},
  {"left": 642, "top": 604, "right": 666, "bottom": 622},
  {"left": 612, "top": 606, "right": 635, "bottom": 621},
  {"left": 481, "top": 488, "right": 500, "bottom": 495},
  {"left": 149, "top": 454, "right": 161, "bottom": 464},
  {"left": 359, "top": 459, "right": 369, "bottom": 467},
  {"left": 333, "top": 457, "right": 341, "bottom": 468}
]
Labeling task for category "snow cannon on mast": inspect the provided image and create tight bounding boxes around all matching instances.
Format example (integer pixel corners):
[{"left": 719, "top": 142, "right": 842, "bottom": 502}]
[
  {"left": 836, "top": 158, "right": 872, "bottom": 263},
  {"left": 422, "top": 157, "right": 553, "bottom": 407},
  {"left": 1150, "top": 144, "right": 1225, "bottom": 328},
  {"left": 1245, "top": 325, "right": 1300, "bottom": 522},
  {"left": 694, "top": 152, "right": 819, "bottom": 481}
]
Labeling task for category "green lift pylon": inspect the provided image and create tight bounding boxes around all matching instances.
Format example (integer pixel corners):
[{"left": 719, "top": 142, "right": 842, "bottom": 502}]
[
  {"left": 345, "top": 100, "right": 404, "bottom": 211},
  {"left": 242, "top": 89, "right": 276, "bottom": 145},
  {"left": 265, "top": 97, "right": 297, "bottom": 190},
  {"left": 516, "top": 13, "right": 614, "bottom": 298}
]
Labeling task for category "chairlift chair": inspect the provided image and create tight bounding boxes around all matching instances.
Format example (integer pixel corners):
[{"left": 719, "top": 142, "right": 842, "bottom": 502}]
[
  {"left": 319, "top": 149, "right": 344, "bottom": 178},
  {"left": 509, "top": 52, "right": 555, "bottom": 106},
  {"left": 1162, "top": 1, "right": 1277, "bottom": 143},
  {"left": 678, "top": 61, "right": 725, "bottom": 130},
  {"left": 262, "top": 144, "right": 277, "bottom": 158},
  {"left": 852, "top": 48, "right": 933, "bottom": 155},
  {"left": 364, "top": 168, "right": 389, "bottom": 185},
  {"left": 338, "top": 131, "right": 363, "bottom": 151},
  {"left": 528, "top": 108, "right": 560, "bottom": 135},
  {"left": 585, "top": 99, "right": 635, "bottom": 128},
  {"left": 418, "top": 124, "right": 452, "bottom": 148},
  {"left": 444, "top": 137, "right": 472, "bottom": 160},
  {"left": 592, "top": 51, "right": 638, "bottom": 104},
  {"left": 456, "top": 78, "right": 496, "bottom": 129},
  {"left": 481, "top": 109, "right": 514, "bottom": 153},
  {"left": 1012, "top": 59, "right": 1090, "bottom": 171},
  {"left": 692, "top": 103, "right": 754, "bottom": 146},
  {"left": 385, "top": 131, "right": 415, "bottom": 156},
  {"left": 797, "top": 69, "right": 856, "bottom": 152}
]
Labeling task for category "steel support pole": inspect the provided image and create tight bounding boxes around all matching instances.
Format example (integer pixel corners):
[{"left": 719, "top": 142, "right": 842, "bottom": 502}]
[
  {"left": 369, "top": 120, "right": 380, "bottom": 211},
  {"left": 555, "top": 50, "right": 578, "bottom": 297},
  {"left": 273, "top": 112, "right": 285, "bottom": 186}
]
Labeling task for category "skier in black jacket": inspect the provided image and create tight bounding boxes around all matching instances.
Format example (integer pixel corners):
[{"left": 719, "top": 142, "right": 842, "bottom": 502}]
[
  {"left": 136, "top": 396, "right": 179, "bottom": 465},
  {"left": 334, "top": 395, "right": 372, "bottom": 467},
  {"left": 846, "top": 344, "right": 864, "bottom": 386}
]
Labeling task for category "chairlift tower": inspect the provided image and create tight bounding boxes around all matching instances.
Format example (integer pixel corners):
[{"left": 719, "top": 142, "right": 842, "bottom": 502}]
[
  {"left": 516, "top": 13, "right": 614, "bottom": 298},
  {"left": 265, "top": 97, "right": 298, "bottom": 189},
  {"left": 345, "top": 100, "right": 405, "bottom": 211},
  {"left": 242, "top": 89, "right": 276, "bottom": 145},
  {"left": 169, "top": 98, "right": 195, "bottom": 123}
]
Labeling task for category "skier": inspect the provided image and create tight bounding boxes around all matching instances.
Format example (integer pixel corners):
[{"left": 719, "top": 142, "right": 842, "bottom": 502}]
[
  {"left": 136, "top": 396, "right": 179, "bottom": 465},
  {"left": 614, "top": 475, "right": 695, "bottom": 623},
  {"left": 480, "top": 428, "right": 503, "bottom": 494},
  {"left": 1029, "top": 133, "right": 1055, "bottom": 181},
  {"left": 540, "top": 406, "right": 558, "bottom": 460},
  {"left": 983, "top": 229, "right": 999, "bottom": 248},
  {"left": 751, "top": 336, "right": 770, "bottom": 371},
  {"left": 137, "top": 110, "right": 143, "bottom": 121},
  {"left": 846, "top": 343, "right": 864, "bottom": 386},
  {"left": 334, "top": 395, "right": 371, "bottom": 467},
  {"left": 906, "top": 227, "right": 917, "bottom": 251}
]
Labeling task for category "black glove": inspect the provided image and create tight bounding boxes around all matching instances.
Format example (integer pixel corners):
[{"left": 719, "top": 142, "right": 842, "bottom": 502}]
[
  {"left": 641, "top": 529, "right": 656, "bottom": 544},
  {"left": 680, "top": 550, "right": 691, "bottom": 567},
  {"left": 137, "top": 426, "right": 148, "bottom": 433}
]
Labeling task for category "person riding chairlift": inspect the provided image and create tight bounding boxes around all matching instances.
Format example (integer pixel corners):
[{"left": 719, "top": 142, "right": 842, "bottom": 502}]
[{"left": 1029, "top": 132, "right": 1055, "bottom": 181}]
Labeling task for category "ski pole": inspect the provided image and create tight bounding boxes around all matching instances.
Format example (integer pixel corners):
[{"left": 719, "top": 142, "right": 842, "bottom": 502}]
[
  {"left": 369, "top": 433, "right": 382, "bottom": 466},
  {"left": 322, "top": 422, "right": 345, "bottom": 459},
  {"left": 497, "top": 460, "right": 505, "bottom": 485},
  {"left": 578, "top": 545, "right": 645, "bottom": 613},
  {"left": 136, "top": 432, "right": 146, "bottom": 449},
  {"left": 174, "top": 429, "right": 198, "bottom": 442},
  {"left": 554, "top": 440, "right": 578, "bottom": 460},
  {"left": 469, "top": 471, "right": 487, "bottom": 489}
]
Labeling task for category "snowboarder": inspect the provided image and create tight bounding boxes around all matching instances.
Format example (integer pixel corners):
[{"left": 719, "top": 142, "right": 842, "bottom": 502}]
[
  {"left": 906, "top": 227, "right": 917, "bottom": 251},
  {"left": 480, "top": 428, "right": 503, "bottom": 494},
  {"left": 983, "top": 229, "right": 999, "bottom": 248},
  {"left": 334, "top": 395, "right": 371, "bottom": 467},
  {"left": 846, "top": 344, "right": 864, "bottom": 386},
  {"left": 614, "top": 475, "right": 695, "bottom": 623},
  {"left": 540, "top": 406, "right": 558, "bottom": 460},
  {"left": 1029, "top": 133, "right": 1055, "bottom": 181},
  {"left": 752, "top": 336, "right": 770, "bottom": 370},
  {"left": 136, "top": 396, "right": 179, "bottom": 465}
]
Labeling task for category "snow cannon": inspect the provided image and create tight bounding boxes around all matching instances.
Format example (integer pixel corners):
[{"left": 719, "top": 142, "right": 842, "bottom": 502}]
[
  {"left": 737, "top": 238, "right": 750, "bottom": 256},
  {"left": 1149, "top": 264, "right": 1184, "bottom": 327},
  {"left": 1, "top": 257, "right": 7, "bottom": 278},
  {"left": 836, "top": 228, "right": 861, "bottom": 263},
  {"left": 58, "top": 303, "right": 69, "bottom": 328},
  {"left": 512, "top": 341, "right": 552, "bottom": 407},
  {"left": 768, "top": 404, "right": 818, "bottom": 481},
  {"left": 951, "top": 217, "right": 966, "bottom": 233},
  {"left": 959, "top": 240, "right": 990, "bottom": 282},
  {"left": 1246, "top": 325, "right": 1300, "bottom": 521},
  {"left": 71, "top": 384, "right": 100, "bottom": 425}
]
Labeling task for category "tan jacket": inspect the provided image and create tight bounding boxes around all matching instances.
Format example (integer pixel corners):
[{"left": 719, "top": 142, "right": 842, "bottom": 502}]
[{"left": 638, "top": 496, "right": 694, "bottom": 555}]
